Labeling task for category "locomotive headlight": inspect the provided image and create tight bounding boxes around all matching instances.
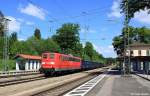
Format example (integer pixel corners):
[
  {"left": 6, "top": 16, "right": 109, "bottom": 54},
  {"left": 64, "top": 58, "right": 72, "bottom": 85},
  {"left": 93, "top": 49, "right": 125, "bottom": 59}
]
[
  {"left": 50, "top": 62, "right": 55, "bottom": 64},
  {"left": 42, "top": 62, "right": 45, "bottom": 64}
]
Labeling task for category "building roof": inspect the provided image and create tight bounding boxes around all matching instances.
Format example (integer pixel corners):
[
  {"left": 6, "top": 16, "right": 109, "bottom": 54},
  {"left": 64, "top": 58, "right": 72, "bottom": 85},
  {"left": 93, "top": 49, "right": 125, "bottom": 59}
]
[
  {"left": 129, "top": 42, "right": 150, "bottom": 47},
  {"left": 15, "top": 54, "right": 41, "bottom": 60}
]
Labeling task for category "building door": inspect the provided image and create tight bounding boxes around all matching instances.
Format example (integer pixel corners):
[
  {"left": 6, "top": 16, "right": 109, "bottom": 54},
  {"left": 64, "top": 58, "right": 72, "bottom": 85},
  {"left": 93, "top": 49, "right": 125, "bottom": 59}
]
[
  {"left": 132, "top": 62, "right": 137, "bottom": 71},
  {"left": 18, "top": 60, "right": 25, "bottom": 70}
]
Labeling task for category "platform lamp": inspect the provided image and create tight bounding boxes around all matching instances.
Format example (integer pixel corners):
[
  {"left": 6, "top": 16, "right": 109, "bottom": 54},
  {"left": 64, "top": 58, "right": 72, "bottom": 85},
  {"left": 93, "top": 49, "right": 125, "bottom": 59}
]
[{"left": 2, "top": 17, "right": 11, "bottom": 71}]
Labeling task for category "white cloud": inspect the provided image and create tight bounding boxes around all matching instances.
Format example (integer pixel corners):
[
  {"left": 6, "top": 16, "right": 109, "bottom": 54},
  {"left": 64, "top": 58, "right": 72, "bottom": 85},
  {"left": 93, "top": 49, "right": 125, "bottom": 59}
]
[
  {"left": 26, "top": 21, "right": 34, "bottom": 25},
  {"left": 134, "top": 9, "right": 150, "bottom": 24},
  {"left": 108, "top": 0, "right": 122, "bottom": 18},
  {"left": 93, "top": 44, "right": 102, "bottom": 53},
  {"left": 6, "top": 16, "right": 21, "bottom": 33},
  {"left": 93, "top": 44, "right": 117, "bottom": 58},
  {"left": 108, "top": 45, "right": 113, "bottom": 49},
  {"left": 17, "top": 18, "right": 24, "bottom": 22},
  {"left": 18, "top": 38, "right": 25, "bottom": 41},
  {"left": 6, "top": 16, "right": 35, "bottom": 33},
  {"left": 19, "top": 3, "right": 46, "bottom": 20},
  {"left": 17, "top": 18, "right": 34, "bottom": 26}
]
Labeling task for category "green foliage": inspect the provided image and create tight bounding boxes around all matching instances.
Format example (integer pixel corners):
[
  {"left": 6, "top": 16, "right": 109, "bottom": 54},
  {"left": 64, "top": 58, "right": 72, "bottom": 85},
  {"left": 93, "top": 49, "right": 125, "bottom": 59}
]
[
  {"left": 10, "top": 37, "right": 61, "bottom": 56},
  {"left": 0, "top": 59, "right": 16, "bottom": 71},
  {"left": 137, "top": 27, "right": 150, "bottom": 43},
  {"left": 9, "top": 32, "right": 18, "bottom": 58},
  {"left": 112, "top": 26, "right": 150, "bottom": 56},
  {"left": 84, "top": 42, "right": 94, "bottom": 60},
  {"left": 105, "top": 57, "right": 116, "bottom": 65},
  {"left": 112, "top": 35, "right": 124, "bottom": 56},
  {"left": 34, "top": 28, "right": 41, "bottom": 40},
  {"left": 10, "top": 32, "right": 17, "bottom": 42},
  {"left": 0, "top": 22, "right": 106, "bottom": 71},
  {"left": 42, "top": 38, "right": 61, "bottom": 53},
  {"left": 0, "top": 37, "right": 3, "bottom": 58},
  {"left": 73, "top": 43, "right": 83, "bottom": 57},
  {"left": 52, "top": 23, "right": 80, "bottom": 55},
  {"left": 83, "top": 41, "right": 105, "bottom": 63},
  {"left": 92, "top": 50, "right": 105, "bottom": 63},
  {"left": 52, "top": 23, "right": 105, "bottom": 63},
  {"left": 0, "top": 11, "right": 4, "bottom": 37},
  {"left": 121, "top": 0, "right": 150, "bottom": 20}
]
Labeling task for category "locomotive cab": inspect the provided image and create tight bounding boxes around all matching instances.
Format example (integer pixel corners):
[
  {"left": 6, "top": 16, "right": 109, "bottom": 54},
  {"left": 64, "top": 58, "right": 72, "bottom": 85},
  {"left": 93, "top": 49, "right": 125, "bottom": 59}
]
[
  {"left": 40, "top": 53, "right": 55, "bottom": 74},
  {"left": 42, "top": 53, "right": 55, "bottom": 67},
  {"left": 40, "top": 52, "right": 81, "bottom": 76}
]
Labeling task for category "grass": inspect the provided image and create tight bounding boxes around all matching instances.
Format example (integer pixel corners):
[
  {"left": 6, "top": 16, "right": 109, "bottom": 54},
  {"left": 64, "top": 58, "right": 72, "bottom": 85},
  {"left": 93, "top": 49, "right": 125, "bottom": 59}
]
[{"left": 0, "top": 59, "right": 16, "bottom": 71}]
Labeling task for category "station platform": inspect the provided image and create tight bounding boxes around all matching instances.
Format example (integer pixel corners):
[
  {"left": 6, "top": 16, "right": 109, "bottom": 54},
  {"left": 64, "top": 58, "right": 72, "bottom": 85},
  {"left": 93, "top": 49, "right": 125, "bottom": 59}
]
[
  {"left": 85, "top": 70, "right": 150, "bottom": 96},
  {"left": 65, "top": 69, "right": 150, "bottom": 96},
  {"left": 136, "top": 73, "right": 150, "bottom": 81}
]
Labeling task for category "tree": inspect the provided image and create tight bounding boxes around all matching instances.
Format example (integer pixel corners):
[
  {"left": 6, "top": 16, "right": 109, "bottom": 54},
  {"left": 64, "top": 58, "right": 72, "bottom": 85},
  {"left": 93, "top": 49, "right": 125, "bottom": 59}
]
[
  {"left": 112, "top": 26, "right": 150, "bottom": 56},
  {"left": 10, "top": 32, "right": 17, "bottom": 42},
  {"left": 34, "top": 28, "right": 41, "bottom": 40},
  {"left": 74, "top": 43, "right": 83, "bottom": 57},
  {"left": 121, "top": 0, "right": 150, "bottom": 20},
  {"left": 92, "top": 50, "right": 105, "bottom": 63},
  {"left": 84, "top": 42, "right": 94, "bottom": 60},
  {"left": 112, "top": 35, "right": 124, "bottom": 56},
  {"left": 83, "top": 42, "right": 105, "bottom": 63},
  {"left": 0, "top": 37, "right": 4, "bottom": 58},
  {"left": 52, "top": 23, "right": 80, "bottom": 54},
  {"left": 137, "top": 27, "right": 150, "bottom": 43},
  {"left": 43, "top": 38, "right": 61, "bottom": 53},
  {"left": 105, "top": 57, "right": 116, "bottom": 65},
  {"left": 0, "top": 11, "right": 4, "bottom": 37},
  {"left": 10, "top": 36, "right": 61, "bottom": 56},
  {"left": 9, "top": 32, "right": 18, "bottom": 58}
]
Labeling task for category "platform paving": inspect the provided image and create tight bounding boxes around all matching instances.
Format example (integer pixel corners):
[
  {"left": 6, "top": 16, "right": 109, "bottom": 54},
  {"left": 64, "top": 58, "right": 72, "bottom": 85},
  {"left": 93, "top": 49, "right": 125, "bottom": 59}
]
[
  {"left": 86, "top": 70, "right": 150, "bottom": 96},
  {"left": 136, "top": 73, "right": 150, "bottom": 81}
]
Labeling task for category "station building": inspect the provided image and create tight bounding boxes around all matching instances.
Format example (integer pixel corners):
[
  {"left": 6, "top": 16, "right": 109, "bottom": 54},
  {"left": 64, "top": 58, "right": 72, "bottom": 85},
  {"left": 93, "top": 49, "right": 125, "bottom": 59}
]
[
  {"left": 119, "top": 43, "right": 150, "bottom": 74},
  {"left": 14, "top": 54, "right": 41, "bottom": 71}
]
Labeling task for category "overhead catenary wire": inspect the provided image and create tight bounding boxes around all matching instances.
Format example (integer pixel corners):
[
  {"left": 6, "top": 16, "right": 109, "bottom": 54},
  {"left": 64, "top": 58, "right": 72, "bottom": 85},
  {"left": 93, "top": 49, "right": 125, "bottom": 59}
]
[
  {"left": 27, "top": 0, "right": 109, "bottom": 23},
  {"left": 20, "top": 0, "right": 111, "bottom": 42},
  {"left": 27, "top": 0, "right": 61, "bottom": 24},
  {"left": 53, "top": 0, "right": 71, "bottom": 18},
  {"left": 26, "top": 0, "right": 110, "bottom": 36}
]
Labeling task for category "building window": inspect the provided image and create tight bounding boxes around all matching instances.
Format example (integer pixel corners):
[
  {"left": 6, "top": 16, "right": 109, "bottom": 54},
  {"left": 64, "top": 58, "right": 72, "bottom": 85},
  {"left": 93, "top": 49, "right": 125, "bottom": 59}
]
[
  {"left": 32, "top": 61, "right": 34, "bottom": 69},
  {"left": 146, "top": 50, "right": 150, "bottom": 56},
  {"left": 149, "top": 62, "right": 150, "bottom": 70},
  {"left": 138, "top": 50, "right": 141, "bottom": 56},
  {"left": 36, "top": 61, "right": 38, "bottom": 69},
  {"left": 28, "top": 60, "right": 30, "bottom": 70},
  {"left": 130, "top": 50, "right": 133, "bottom": 56}
]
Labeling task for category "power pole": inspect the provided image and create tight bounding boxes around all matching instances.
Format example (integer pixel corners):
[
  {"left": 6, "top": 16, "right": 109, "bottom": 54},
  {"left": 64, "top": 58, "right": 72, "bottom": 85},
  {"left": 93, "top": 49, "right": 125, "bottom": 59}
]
[
  {"left": 82, "top": 12, "right": 89, "bottom": 60},
  {"left": 2, "top": 17, "right": 10, "bottom": 71},
  {"left": 123, "top": 0, "right": 130, "bottom": 74}
]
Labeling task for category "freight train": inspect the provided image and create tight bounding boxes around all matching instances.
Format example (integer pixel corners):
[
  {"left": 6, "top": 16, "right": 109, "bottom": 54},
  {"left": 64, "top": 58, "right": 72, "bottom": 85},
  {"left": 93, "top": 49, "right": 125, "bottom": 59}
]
[{"left": 40, "top": 52, "right": 103, "bottom": 75}]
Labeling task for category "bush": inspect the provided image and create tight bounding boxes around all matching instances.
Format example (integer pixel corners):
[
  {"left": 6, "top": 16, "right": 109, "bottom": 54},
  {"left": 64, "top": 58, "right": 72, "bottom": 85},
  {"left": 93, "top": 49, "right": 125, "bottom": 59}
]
[{"left": 0, "top": 59, "right": 16, "bottom": 71}]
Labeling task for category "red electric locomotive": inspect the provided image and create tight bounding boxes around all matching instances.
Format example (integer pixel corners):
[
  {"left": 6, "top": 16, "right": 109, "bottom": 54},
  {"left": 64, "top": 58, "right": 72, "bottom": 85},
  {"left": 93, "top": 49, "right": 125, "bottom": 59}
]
[{"left": 40, "top": 52, "right": 81, "bottom": 75}]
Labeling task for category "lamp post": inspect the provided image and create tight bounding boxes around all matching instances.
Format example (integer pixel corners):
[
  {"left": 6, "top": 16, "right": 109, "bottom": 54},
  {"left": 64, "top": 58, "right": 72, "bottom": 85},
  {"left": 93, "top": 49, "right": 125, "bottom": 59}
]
[{"left": 2, "top": 17, "right": 11, "bottom": 71}]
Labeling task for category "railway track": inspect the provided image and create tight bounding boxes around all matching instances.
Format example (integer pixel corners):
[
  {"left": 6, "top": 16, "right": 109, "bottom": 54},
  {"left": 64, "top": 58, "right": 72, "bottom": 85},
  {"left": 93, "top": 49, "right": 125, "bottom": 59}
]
[
  {"left": 0, "top": 70, "right": 40, "bottom": 78},
  {"left": 0, "top": 66, "right": 111, "bottom": 87},
  {"left": 30, "top": 67, "right": 110, "bottom": 96},
  {"left": 0, "top": 74, "right": 45, "bottom": 86},
  {"left": 0, "top": 66, "right": 112, "bottom": 96}
]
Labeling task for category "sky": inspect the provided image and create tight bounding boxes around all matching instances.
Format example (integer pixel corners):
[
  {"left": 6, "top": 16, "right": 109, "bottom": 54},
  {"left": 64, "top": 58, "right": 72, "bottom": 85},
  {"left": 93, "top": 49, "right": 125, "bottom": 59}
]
[{"left": 0, "top": 0, "right": 150, "bottom": 58}]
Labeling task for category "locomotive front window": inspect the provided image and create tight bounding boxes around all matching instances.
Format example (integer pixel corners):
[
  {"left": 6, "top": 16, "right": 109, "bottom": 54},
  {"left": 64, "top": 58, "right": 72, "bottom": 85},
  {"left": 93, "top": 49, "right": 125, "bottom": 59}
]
[
  {"left": 43, "top": 54, "right": 48, "bottom": 59},
  {"left": 50, "top": 53, "right": 54, "bottom": 59}
]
